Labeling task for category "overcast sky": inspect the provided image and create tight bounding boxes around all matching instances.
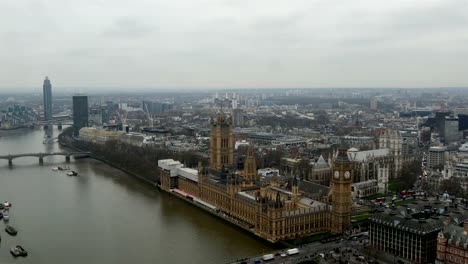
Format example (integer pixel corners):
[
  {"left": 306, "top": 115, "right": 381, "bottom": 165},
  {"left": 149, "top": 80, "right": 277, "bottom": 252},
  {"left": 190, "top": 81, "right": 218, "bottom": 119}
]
[{"left": 1, "top": 0, "right": 467, "bottom": 90}]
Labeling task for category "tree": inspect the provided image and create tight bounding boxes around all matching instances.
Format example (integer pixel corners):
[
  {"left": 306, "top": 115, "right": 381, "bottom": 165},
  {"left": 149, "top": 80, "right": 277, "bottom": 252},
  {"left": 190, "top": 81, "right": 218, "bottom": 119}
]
[
  {"left": 263, "top": 149, "right": 284, "bottom": 168},
  {"left": 420, "top": 129, "right": 431, "bottom": 143},
  {"left": 60, "top": 129, "right": 208, "bottom": 184},
  {"left": 440, "top": 177, "right": 466, "bottom": 197},
  {"left": 400, "top": 160, "right": 421, "bottom": 189}
]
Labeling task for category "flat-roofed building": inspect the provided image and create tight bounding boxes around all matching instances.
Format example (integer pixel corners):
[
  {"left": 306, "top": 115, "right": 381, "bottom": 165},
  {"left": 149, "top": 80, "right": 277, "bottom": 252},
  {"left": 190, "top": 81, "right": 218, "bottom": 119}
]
[
  {"left": 79, "top": 127, "right": 125, "bottom": 144},
  {"left": 428, "top": 146, "right": 446, "bottom": 170}
]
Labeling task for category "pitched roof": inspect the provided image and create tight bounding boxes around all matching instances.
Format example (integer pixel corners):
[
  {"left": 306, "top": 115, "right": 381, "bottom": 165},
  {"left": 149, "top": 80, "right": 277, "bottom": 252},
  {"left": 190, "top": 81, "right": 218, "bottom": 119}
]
[
  {"left": 442, "top": 224, "right": 468, "bottom": 248},
  {"left": 298, "top": 180, "right": 330, "bottom": 197},
  {"left": 348, "top": 148, "right": 390, "bottom": 162},
  {"left": 314, "top": 155, "right": 329, "bottom": 169}
]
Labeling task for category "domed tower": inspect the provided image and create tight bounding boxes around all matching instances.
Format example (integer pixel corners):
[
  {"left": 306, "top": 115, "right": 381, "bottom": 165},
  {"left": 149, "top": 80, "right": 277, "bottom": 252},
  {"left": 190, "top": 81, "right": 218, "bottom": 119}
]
[
  {"left": 210, "top": 112, "right": 234, "bottom": 171},
  {"left": 331, "top": 144, "right": 353, "bottom": 233}
]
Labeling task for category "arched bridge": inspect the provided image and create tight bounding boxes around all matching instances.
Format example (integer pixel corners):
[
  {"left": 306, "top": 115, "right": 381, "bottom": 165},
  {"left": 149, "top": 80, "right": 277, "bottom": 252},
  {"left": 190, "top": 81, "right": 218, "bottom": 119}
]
[{"left": 0, "top": 152, "right": 91, "bottom": 166}]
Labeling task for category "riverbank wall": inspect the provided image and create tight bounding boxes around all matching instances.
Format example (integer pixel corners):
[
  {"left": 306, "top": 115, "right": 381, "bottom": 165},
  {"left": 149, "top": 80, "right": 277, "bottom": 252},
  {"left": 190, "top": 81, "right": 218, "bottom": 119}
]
[
  {"left": 58, "top": 135, "right": 284, "bottom": 248},
  {"left": 60, "top": 141, "right": 160, "bottom": 186}
]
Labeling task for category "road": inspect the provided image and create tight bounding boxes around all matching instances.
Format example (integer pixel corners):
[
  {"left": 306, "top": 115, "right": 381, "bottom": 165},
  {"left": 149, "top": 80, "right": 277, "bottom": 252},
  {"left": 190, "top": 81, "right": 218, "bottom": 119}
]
[{"left": 229, "top": 239, "right": 379, "bottom": 264}]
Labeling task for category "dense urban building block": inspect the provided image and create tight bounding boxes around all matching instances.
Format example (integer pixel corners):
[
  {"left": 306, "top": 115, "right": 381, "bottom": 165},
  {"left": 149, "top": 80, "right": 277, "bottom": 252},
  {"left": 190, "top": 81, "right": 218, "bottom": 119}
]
[{"left": 142, "top": 100, "right": 173, "bottom": 114}]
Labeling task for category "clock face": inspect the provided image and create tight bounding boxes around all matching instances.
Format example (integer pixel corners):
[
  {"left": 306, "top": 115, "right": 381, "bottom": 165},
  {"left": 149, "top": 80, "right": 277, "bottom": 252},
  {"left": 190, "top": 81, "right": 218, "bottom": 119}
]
[
  {"left": 334, "top": 171, "right": 340, "bottom": 179},
  {"left": 344, "top": 171, "right": 351, "bottom": 179}
]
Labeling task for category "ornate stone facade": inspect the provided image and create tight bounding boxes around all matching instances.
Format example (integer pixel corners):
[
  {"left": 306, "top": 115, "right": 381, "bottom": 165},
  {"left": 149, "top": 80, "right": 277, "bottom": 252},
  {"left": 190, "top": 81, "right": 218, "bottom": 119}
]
[
  {"left": 436, "top": 223, "right": 468, "bottom": 264},
  {"left": 377, "top": 128, "right": 415, "bottom": 178},
  {"left": 348, "top": 148, "right": 393, "bottom": 194},
  {"left": 159, "top": 113, "right": 352, "bottom": 242},
  {"left": 210, "top": 113, "right": 234, "bottom": 171},
  {"left": 330, "top": 145, "right": 353, "bottom": 234},
  {"left": 308, "top": 155, "right": 332, "bottom": 186}
]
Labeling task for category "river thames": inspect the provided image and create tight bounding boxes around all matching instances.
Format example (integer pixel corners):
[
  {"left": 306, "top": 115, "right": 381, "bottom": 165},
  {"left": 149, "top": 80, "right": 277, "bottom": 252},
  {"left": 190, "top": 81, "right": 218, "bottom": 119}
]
[{"left": 0, "top": 127, "right": 271, "bottom": 264}]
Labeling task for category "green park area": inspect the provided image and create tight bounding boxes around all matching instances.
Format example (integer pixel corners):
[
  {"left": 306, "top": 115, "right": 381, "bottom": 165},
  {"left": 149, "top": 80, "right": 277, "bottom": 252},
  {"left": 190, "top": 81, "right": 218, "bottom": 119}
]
[{"left": 352, "top": 214, "right": 372, "bottom": 225}]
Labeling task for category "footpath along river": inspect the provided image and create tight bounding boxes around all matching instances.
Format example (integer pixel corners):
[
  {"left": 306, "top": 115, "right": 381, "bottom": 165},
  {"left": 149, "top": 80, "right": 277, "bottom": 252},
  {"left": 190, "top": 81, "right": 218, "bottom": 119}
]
[{"left": 0, "top": 127, "right": 271, "bottom": 264}]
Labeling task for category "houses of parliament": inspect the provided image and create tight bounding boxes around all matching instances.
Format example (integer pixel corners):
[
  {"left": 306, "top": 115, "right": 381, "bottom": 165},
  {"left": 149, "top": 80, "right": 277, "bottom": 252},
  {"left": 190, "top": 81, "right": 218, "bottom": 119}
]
[{"left": 158, "top": 112, "right": 353, "bottom": 242}]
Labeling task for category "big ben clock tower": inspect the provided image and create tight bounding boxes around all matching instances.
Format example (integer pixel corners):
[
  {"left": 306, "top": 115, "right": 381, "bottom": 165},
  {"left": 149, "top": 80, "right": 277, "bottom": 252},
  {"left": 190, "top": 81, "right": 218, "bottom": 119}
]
[{"left": 331, "top": 145, "right": 353, "bottom": 233}]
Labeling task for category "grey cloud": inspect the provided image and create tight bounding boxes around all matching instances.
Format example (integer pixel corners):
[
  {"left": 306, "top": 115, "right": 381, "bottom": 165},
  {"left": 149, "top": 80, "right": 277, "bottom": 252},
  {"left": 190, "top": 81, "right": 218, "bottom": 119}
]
[
  {"left": 102, "top": 17, "right": 157, "bottom": 38},
  {"left": 0, "top": 0, "right": 467, "bottom": 89}
]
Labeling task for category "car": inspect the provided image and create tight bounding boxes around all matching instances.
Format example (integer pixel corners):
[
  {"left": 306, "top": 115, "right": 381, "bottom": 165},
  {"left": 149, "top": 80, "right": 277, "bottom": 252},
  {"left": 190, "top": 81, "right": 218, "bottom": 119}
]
[
  {"left": 274, "top": 252, "right": 281, "bottom": 256},
  {"left": 281, "top": 253, "right": 287, "bottom": 257}
]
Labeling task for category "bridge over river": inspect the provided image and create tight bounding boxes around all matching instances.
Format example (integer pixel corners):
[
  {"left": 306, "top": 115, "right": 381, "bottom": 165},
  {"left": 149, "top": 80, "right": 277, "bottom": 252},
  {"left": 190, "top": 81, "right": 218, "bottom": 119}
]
[{"left": 0, "top": 152, "right": 90, "bottom": 166}]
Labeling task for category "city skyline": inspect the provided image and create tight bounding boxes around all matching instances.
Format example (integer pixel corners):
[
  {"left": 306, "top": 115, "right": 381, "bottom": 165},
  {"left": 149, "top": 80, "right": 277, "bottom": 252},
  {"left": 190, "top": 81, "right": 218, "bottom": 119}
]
[{"left": 1, "top": 0, "right": 467, "bottom": 90}]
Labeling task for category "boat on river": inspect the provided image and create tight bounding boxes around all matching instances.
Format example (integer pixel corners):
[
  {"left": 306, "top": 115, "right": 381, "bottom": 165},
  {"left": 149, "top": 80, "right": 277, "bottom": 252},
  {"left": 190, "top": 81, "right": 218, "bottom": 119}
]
[
  {"left": 67, "top": 170, "right": 78, "bottom": 176},
  {"left": 3, "top": 211, "right": 9, "bottom": 222},
  {"left": 53, "top": 166, "right": 70, "bottom": 171},
  {"left": 10, "top": 245, "right": 28, "bottom": 257},
  {"left": 5, "top": 225, "right": 18, "bottom": 236},
  {"left": 3, "top": 201, "right": 11, "bottom": 209}
]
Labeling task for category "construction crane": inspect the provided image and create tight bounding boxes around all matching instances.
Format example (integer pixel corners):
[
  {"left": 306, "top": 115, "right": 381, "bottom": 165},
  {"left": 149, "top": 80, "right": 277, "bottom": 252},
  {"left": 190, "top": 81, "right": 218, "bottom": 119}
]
[
  {"left": 143, "top": 103, "right": 154, "bottom": 128},
  {"left": 115, "top": 110, "right": 128, "bottom": 131}
]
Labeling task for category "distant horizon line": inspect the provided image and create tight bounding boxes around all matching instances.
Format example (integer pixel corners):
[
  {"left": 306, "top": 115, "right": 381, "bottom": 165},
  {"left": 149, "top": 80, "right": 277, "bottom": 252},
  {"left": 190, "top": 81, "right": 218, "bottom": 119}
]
[{"left": 1, "top": 86, "right": 468, "bottom": 93}]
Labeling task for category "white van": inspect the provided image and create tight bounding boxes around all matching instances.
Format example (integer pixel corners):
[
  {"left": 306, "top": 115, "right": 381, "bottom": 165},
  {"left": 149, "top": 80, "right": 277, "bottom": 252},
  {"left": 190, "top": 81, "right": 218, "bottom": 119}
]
[{"left": 262, "top": 254, "right": 274, "bottom": 261}]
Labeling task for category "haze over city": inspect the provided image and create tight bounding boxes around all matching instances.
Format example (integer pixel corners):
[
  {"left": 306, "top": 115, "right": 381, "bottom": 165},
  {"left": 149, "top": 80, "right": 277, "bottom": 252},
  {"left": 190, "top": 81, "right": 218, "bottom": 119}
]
[
  {"left": 2, "top": 1, "right": 468, "bottom": 264},
  {"left": 1, "top": 0, "right": 467, "bottom": 90}
]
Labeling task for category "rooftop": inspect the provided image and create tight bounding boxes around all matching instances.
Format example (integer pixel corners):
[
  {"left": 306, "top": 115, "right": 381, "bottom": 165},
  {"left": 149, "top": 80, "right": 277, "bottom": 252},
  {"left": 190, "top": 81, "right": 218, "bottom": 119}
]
[
  {"left": 348, "top": 148, "right": 390, "bottom": 162},
  {"left": 370, "top": 199, "right": 468, "bottom": 235}
]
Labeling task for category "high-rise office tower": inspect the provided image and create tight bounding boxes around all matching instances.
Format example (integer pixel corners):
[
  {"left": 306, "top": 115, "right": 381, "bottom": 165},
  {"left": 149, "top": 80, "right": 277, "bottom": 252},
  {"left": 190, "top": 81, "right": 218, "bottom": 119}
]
[
  {"left": 43, "top": 77, "right": 53, "bottom": 121},
  {"left": 231, "top": 108, "right": 244, "bottom": 127},
  {"left": 73, "top": 95, "right": 89, "bottom": 136}
]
